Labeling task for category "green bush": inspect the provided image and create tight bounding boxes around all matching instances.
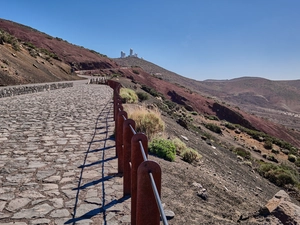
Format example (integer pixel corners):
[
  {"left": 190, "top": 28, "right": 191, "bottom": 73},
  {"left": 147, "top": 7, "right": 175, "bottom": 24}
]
[
  {"left": 295, "top": 158, "right": 300, "bottom": 167},
  {"left": 205, "top": 123, "right": 222, "bottom": 134},
  {"left": 149, "top": 138, "right": 176, "bottom": 161},
  {"left": 141, "top": 85, "right": 164, "bottom": 99},
  {"left": 264, "top": 140, "right": 273, "bottom": 150},
  {"left": 136, "top": 92, "right": 148, "bottom": 101},
  {"left": 288, "top": 154, "right": 297, "bottom": 163},
  {"left": 120, "top": 88, "right": 138, "bottom": 103},
  {"left": 234, "top": 147, "right": 251, "bottom": 160},
  {"left": 225, "top": 122, "right": 236, "bottom": 130},
  {"left": 132, "top": 69, "right": 139, "bottom": 74},
  {"left": 164, "top": 100, "right": 176, "bottom": 110},
  {"left": 205, "top": 115, "right": 219, "bottom": 121},
  {"left": 257, "top": 162, "right": 299, "bottom": 187},
  {"left": 181, "top": 148, "right": 201, "bottom": 163}
]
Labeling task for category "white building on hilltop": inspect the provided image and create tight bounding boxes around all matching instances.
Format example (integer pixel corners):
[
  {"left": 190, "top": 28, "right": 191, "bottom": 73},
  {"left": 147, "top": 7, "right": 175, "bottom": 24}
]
[
  {"left": 120, "top": 48, "right": 139, "bottom": 58},
  {"left": 120, "top": 51, "right": 126, "bottom": 58}
]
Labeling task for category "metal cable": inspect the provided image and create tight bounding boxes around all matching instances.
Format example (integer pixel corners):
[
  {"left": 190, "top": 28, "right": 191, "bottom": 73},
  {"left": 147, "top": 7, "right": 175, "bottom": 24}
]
[{"left": 149, "top": 172, "right": 169, "bottom": 225}]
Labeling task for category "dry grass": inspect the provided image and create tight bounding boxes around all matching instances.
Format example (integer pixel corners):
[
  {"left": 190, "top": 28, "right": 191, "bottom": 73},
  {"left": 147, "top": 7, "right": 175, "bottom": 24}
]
[{"left": 126, "top": 105, "right": 165, "bottom": 139}]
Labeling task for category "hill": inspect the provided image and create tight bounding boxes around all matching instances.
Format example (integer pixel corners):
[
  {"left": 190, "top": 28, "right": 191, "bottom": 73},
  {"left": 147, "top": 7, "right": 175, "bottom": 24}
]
[
  {"left": 0, "top": 19, "right": 118, "bottom": 85},
  {"left": 113, "top": 57, "right": 300, "bottom": 135}
]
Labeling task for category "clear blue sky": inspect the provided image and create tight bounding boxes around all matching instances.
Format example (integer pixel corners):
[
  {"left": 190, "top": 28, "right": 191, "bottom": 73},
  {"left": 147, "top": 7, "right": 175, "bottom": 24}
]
[{"left": 2, "top": 0, "right": 300, "bottom": 81}]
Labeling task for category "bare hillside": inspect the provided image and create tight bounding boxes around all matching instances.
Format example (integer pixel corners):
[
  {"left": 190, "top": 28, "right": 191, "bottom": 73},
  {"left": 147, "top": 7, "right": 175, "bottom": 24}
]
[{"left": 113, "top": 57, "right": 300, "bottom": 131}]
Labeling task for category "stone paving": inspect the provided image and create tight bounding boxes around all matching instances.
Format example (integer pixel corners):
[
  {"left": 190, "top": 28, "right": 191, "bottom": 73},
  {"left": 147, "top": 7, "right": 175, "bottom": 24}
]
[{"left": 0, "top": 80, "right": 131, "bottom": 224}]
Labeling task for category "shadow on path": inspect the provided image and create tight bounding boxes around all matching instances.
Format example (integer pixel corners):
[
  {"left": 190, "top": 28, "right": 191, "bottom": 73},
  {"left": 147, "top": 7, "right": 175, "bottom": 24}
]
[{"left": 65, "top": 100, "right": 121, "bottom": 225}]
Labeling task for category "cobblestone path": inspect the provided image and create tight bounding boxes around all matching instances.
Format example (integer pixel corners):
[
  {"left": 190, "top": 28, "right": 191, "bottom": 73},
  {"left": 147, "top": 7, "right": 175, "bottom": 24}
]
[{"left": 0, "top": 81, "right": 130, "bottom": 224}]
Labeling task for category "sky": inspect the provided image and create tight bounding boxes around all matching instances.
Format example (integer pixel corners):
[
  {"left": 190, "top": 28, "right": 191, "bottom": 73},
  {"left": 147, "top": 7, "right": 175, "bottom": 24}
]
[{"left": 1, "top": 0, "right": 300, "bottom": 81}]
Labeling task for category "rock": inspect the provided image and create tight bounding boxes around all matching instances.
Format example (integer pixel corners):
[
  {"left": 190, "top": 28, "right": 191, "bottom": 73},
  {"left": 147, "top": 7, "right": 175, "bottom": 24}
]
[
  {"left": 197, "top": 188, "right": 208, "bottom": 200},
  {"left": 253, "top": 149, "right": 262, "bottom": 154},
  {"left": 272, "top": 201, "right": 300, "bottom": 225},
  {"left": 201, "top": 136, "right": 207, "bottom": 141},
  {"left": 180, "top": 135, "right": 189, "bottom": 141},
  {"left": 192, "top": 182, "right": 203, "bottom": 188},
  {"left": 235, "top": 129, "right": 241, "bottom": 134},
  {"left": 164, "top": 210, "right": 175, "bottom": 219},
  {"left": 262, "top": 190, "right": 300, "bottom": 225}
]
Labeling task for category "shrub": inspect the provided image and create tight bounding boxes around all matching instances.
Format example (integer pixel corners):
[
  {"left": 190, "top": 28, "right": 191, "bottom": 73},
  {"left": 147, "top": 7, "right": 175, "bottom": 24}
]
[
  {"left": 181, "top": 148, "right": 202, "bottom": 163},
  {"left": 288, "top": 154, "right": 297, "bottom": 163},
  {"left": 132, "top": 69, "right": 139, "bottom": 74},
  {"left": 120, "top": 88, "right": 138, "bottom": 103},
  {"left": 234, "top": 147, "right": 251, "bottom": 160},
  {"left": 164, "top": 100, "right": 176, "bottom": 110},
  {"left": 128, "top": 106, "right": 165, "bottom": 139},
  {"left": 136, "top": 92, "right": 148, "bottom": 101},
  {"left": 264, "top": 140, "right": 273, "bottom": 150},
  {"left": 225, "top": 122, "right": 236, "bottom": 130},
  {"left": 295, "top": 158, "right": 300, "bottom": 167},
  {"left": 141, "top": 85, "right": 164, "bottom": 99},
  {"left": 205, "top": 115, "right": 219, "bottom": 121},
  {"left": 257, "top": 162, "right": 299, "bottom": 187},
  {"left": 149, "top": 138, "right": 176, "bottom": 161},
  {"left": 172, "top": 138, "right": 187, "bottom": 155},
  {"left": 205, "top": 123, "right": 222, "bottom": 134}
]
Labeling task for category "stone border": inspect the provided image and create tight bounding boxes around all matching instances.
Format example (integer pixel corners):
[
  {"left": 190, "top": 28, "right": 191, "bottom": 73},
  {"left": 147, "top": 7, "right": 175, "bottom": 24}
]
[{"left": 0, "top": 82, "right": 73, "bottom": 98}]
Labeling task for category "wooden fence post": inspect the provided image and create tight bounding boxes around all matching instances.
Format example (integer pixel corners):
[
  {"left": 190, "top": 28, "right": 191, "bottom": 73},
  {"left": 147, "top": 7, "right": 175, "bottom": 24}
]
[
  {"left": 123, "top": 119, "right": 135, "bottom": 196},
  {"left": 131, "top": 133, "right": 148, "bottom": 225},
  {"left": 136, "top": 160, "right": 161, "bottom": 225},
  {"left": 116, "top": 110, "right": 127, "bottom": 174}
]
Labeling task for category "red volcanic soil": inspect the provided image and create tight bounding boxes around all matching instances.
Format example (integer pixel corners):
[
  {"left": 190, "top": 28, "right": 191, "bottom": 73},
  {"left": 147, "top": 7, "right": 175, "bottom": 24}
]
[
  {"left": 0, "top": 19, "right": 118, "bottom": 70},
  {"left": 118, "top": 68, "right": 300, "bottom": 148}
]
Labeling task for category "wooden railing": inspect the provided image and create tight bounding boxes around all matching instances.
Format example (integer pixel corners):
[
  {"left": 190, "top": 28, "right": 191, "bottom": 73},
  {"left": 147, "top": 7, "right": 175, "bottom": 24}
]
[{"left": 108, "top": 80, "right": 168, "bottom": 225}]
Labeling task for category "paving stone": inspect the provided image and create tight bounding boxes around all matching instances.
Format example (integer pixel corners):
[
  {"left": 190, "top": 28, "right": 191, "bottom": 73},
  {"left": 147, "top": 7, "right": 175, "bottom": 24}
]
[
  {"left": 12, "top": 203, "right": 54, "bottom": 219},
  {"left": 6, "top": 197, "right": 31, "bottom": 212},
  {"left": 0, "top": 200, "right": 6, "bottom": 211},
  {"left": 1, "top": 223, "right": 27, "bottom": 225},
  {"left": 50, "top": 209, "right": 70, "bottom": 218},
  {"left": 65, "top": 199, "right": 81, "bottom": 208},
  {"left": 44, "top": 175, "right": 61, "bottom": 182},
  {"left": 28, "top": 161, "right": 47, "bottom": 168},
  {"left": 84, "top": 197, "right": 102, "bottom": 205},
  {"left": 0, "top": 192, "right": 15, "bottom": 201},
  {"left": 76, "top": 204, "right": 99, "bottom": 218},
  {"left": 0, "top": 212, "right": 12, "bottom": 218},
  {"left": 19, "top": 190, "right": 45, "bottom": 198},
  {"left": 50, "top": 198, "right": 64, "bottom": 208},
  {"left": 42, "top": 183, "right": 59, "bottom": 191},
  {"left": 37, "top": 169, "right": 57, "bottom": 180},
  {"left": 81, "top": 170, "right": 101, "bottom": 179},
  {"left": 30, "top": 218, "right": 51, "bottom": 224}
]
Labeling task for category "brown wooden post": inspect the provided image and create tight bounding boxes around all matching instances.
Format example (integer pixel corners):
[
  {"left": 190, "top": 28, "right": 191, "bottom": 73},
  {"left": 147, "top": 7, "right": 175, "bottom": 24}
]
[
  {"left": 123, "top": 119, "right": 135, "bottom": 196},
  {"left": 116, "top": 110, "right": 127, "bottom": 174},
  {"left": 136, "top": 161, "right": 161, "bottom": 225},
  {"left": 131, "top": 133, "right": 148, "bottom": 225}
]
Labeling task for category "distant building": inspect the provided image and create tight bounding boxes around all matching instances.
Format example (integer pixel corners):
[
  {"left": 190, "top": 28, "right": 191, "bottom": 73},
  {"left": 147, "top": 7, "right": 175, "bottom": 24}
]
[
  {"left": 120, "top": 48, "right": 139, "bottom": 58},
  {"left": 121, "top": 51, "right": 126, "bottom": 58}
]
